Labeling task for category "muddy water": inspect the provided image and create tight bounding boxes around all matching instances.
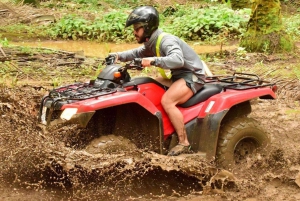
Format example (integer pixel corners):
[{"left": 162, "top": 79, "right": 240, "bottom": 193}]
[{"left": 12, "top": 40, "right": 237, "bottom": 58}]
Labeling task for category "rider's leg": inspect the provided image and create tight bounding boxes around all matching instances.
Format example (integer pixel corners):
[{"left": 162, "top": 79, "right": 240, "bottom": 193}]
[
  {"left": 155, "top": 76, "right": 172, "bottom": 87},
  {"left": 161, "top": 78, "right": 193, "bottom": 146}
]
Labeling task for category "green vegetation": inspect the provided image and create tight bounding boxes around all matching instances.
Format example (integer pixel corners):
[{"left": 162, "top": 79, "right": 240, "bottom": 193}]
[
  {"left": 163, "top": 6, "right": 251, "bottom": 43},
  {"left": 239, "top": 0, "right": 294, "bottom": 53},
  {"left": 48, "top": 5, "right": 250, "bottom": 43},
  {"left": 284, "top": 14, "right": 300, "bottom": 41},
  {"left": 1, "top": 1, "right": 253, "bottom": 44},
  {"left": 49, "top": 11, "right": 134, "bottom": 42},
  {"left": 0, "top": 37, "right": 9, "bottom": 47},
  {"left": 1, "top": 1, "right": 299, "bottom": 45},
  {"left": 0, "top": 0, "right": 299, "bottom": 87}
]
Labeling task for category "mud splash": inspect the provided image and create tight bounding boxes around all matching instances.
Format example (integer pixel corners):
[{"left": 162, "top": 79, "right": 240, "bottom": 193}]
[
  {"left": 0, "top": 86, "right": 237, "bottom": 200},
  {"left": 1, "top": 84, "right": 300, "bottom": 201}
]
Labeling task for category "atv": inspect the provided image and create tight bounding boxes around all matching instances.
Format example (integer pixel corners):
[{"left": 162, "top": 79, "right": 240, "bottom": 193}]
[{"left": 38, "top": 55, "right": 277, "bottom": 169}]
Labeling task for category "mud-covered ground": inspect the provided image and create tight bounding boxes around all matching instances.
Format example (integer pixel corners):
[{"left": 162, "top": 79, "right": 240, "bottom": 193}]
[{"left": 0, "top": 43, "right": 300, "bottom": 201}]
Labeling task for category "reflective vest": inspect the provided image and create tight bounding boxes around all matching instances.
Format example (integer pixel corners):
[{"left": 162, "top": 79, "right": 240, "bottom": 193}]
[{"left": 156, "top": 32, "right": 172, "bottom": 79}]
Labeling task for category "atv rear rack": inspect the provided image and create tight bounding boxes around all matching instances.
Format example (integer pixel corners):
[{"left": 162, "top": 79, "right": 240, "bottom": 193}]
[{"left": 206, "top": 72, "right": 276, "bottom": 91}]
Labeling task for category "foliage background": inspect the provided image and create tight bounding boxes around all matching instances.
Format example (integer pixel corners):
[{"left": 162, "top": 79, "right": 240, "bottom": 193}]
[{"left": 1, "top": 0, "right": 299, "bottom": 45}]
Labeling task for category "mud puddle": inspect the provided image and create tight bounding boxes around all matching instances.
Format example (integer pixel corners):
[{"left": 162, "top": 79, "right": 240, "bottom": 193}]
[{"left": 11, "top": 40, "right": 237, "bottom": 58}]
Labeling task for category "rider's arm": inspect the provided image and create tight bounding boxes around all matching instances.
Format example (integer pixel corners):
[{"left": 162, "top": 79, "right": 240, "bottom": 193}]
[
  {"left": 153, "top": 36, "right": 184, "bottom": 69},
  {"left": 116, "top": 46, "right": 152, "bottom": 62}
]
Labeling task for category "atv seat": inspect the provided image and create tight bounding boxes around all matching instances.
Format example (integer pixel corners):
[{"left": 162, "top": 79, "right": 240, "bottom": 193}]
[
  {"left": 127, "top": 77, "right": 169, "bottom": 90},
  {"left": 179, "top": 84, "right": 223, "bottom": 108}
]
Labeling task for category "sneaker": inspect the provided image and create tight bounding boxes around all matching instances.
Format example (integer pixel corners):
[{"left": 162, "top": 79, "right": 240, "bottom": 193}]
[{"left": 167, "top": 144, "right": 192, "bottom": 156}]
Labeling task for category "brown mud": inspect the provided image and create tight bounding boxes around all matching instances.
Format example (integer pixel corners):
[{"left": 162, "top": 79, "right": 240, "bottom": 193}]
[{"left": 0, "top": 43, "right": 300, "bottom": 201}]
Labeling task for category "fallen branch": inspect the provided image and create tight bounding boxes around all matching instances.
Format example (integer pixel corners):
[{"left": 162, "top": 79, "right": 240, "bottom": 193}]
[
  {"left": 0, "top": 44, "right": 7, "bottom": 57},
  {"left": 0, "top": 9, "right": 9, "bottom": 13},
  {"left": 5, "top": 62, "right": 34, "bottom": 79},
  {"left": 56, "top": 61, "right": 82, "bottom": 66}
]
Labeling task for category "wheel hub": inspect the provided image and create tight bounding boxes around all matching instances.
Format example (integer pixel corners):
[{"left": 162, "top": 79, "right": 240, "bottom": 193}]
[{"left": 234, "top": 138, "right": 258, "bottom": 163}]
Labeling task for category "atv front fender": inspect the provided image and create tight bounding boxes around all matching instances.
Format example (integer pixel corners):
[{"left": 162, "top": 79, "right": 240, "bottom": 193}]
[{"left": 61, "top": 91, "right": 162, "bottom": 115}]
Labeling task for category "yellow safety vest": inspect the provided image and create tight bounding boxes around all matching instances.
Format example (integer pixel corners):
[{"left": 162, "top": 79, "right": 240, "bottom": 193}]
[{"left": 156, "top": 33, "right": 172, "bottom": 79}]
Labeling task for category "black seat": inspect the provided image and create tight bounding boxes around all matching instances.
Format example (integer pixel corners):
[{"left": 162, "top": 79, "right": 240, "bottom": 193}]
[
  {"left": 126, "top": 77, "right": 168, "bottom": 90},
  {"left": 179, "top": 84, "right": 223, "bottom": 108}
]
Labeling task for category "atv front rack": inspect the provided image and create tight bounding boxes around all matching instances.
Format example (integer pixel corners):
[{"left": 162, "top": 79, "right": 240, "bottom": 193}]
[
  {"left": 48, "top": 82, "right": 117, "bottom": 100},
  {"left": 38, "top": 82, "right": 118, "bottom": 124},
  {"left": 206, "top": 72, "right": 276, "bottom": 91}
]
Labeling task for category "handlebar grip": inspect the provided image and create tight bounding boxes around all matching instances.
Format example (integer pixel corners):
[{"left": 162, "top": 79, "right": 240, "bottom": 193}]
[
  {"left": 134, "top": 58, "right": 142, "bottom": 65},
  {"left": 105, "top": 54, "right": 116, "bottom": 65}
]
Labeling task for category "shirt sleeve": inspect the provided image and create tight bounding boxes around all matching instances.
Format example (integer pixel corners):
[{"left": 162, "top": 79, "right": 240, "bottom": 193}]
[
  {"left": 155, "top": 37, "right": 184, "bottom": 70},
  {"left": 117, "top": 46, "right": 152, "bottom": 62}
]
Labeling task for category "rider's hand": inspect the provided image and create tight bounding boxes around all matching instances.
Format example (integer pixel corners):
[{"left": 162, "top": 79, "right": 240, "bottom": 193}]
[
  {"left": 142, "top": 58, "right": 156, "bottom": 67},
  {"left": 108, "top": 53, "right": 119, "bottom": 63}
]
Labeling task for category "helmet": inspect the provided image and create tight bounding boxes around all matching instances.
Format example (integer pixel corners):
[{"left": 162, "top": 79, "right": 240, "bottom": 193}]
[{"left": 125, "top": 6, "right": 159, "bottom": 38}]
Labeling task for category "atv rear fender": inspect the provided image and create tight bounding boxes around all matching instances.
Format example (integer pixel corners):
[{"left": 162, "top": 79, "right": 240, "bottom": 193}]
[
  {"left": 190, "top": 87, "right": 276, "bottom": 160},
  {"left": 197, "top": 87, "right": 276, "bottom": 118}
]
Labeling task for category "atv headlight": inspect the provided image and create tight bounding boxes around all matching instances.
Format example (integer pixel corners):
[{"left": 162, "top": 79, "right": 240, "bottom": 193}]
[{"left": 60, "top": 108, "right": 78, "bottom": 120}]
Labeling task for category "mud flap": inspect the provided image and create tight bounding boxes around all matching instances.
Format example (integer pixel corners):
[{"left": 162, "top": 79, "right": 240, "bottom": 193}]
[{"left": 190, "top": 110, "right": 228, "bottom": 160}]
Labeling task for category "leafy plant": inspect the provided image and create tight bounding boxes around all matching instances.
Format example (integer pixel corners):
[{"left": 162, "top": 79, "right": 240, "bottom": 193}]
[
  {"left": 50, "top": 10, "right": 131, "bottom": 42},
  {"left": 0, "top": 37, "right": 9, "bottom": 47},
  {"left": 283, "top": 14, "right": 300, "bottom": 41},
  {"left": 163, "top": 5, "right": 251, "bottom": 42},
  {"left": 49, "top": 15, "right": 89, "bottom": 40}
]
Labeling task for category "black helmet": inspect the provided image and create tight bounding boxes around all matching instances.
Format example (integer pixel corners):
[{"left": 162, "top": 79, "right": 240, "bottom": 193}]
[{"left": 126, "top": 6, "right": 159, "bottom": 38}]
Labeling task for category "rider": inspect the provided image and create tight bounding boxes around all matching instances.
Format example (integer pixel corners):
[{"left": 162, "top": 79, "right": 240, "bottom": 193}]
[{"left": 110, "top": 6, "right": 206, "bottom": 156}]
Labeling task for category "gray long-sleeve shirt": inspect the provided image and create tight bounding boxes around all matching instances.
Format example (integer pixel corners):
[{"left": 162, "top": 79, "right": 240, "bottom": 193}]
[{"left": 117, "top": 29, "right": 205, "bottom": 78}]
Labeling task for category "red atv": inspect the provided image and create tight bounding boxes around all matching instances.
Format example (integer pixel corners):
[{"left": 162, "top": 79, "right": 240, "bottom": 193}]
[{"left": 38, "top": 56, "right": 277, "bottom": 169}]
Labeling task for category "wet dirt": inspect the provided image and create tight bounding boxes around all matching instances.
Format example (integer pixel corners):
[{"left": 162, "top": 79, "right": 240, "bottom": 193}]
[{"left": 1, "top": 44, "right": 300, "bottom": 200}]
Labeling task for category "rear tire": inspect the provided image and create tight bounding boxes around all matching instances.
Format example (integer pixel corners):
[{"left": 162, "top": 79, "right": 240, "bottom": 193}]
[{"left": 216, "top": 117, "right": 270, "bottom": 169}]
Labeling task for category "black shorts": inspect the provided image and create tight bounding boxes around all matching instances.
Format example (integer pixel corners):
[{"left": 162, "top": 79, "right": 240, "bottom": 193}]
[{"left": 171, "top": 71, "right": 205, "bottom": 94}]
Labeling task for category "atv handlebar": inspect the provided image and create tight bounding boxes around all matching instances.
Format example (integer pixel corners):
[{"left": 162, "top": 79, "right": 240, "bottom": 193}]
[
  {"left": 105, "top": 55, "right": 155, "bottom": 70},
  {"left": 123, "top": 58, "right": 143, "bottom": 70}
]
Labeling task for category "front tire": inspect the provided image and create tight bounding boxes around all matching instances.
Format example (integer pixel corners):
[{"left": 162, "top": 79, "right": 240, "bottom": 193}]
[{"left": 216, "top": 117, "right": 270, "bottom": 169}]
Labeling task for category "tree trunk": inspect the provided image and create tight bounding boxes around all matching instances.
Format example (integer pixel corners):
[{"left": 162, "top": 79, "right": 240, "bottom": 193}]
[
  {"left": 15, "top": 0, "right": 40, "bottom": 7},
  {"left": 230, "top": 0, "right": 251, "bottom": 10},
  {"left": 240, "top": 0, "right": 294, "bottom": 53}
]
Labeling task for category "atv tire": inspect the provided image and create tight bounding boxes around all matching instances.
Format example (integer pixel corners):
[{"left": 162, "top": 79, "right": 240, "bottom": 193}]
[
  {"left": 216, "top": 117, "right": 270, "bottom": 169},
  {"left": 85, "top": 134, "right": 137, "bottom": 155}
]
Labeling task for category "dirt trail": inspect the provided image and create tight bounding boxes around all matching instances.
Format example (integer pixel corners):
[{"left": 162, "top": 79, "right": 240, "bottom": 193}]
[{"left": 0, "top": 44, "right": 300, "bottom": 200}]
